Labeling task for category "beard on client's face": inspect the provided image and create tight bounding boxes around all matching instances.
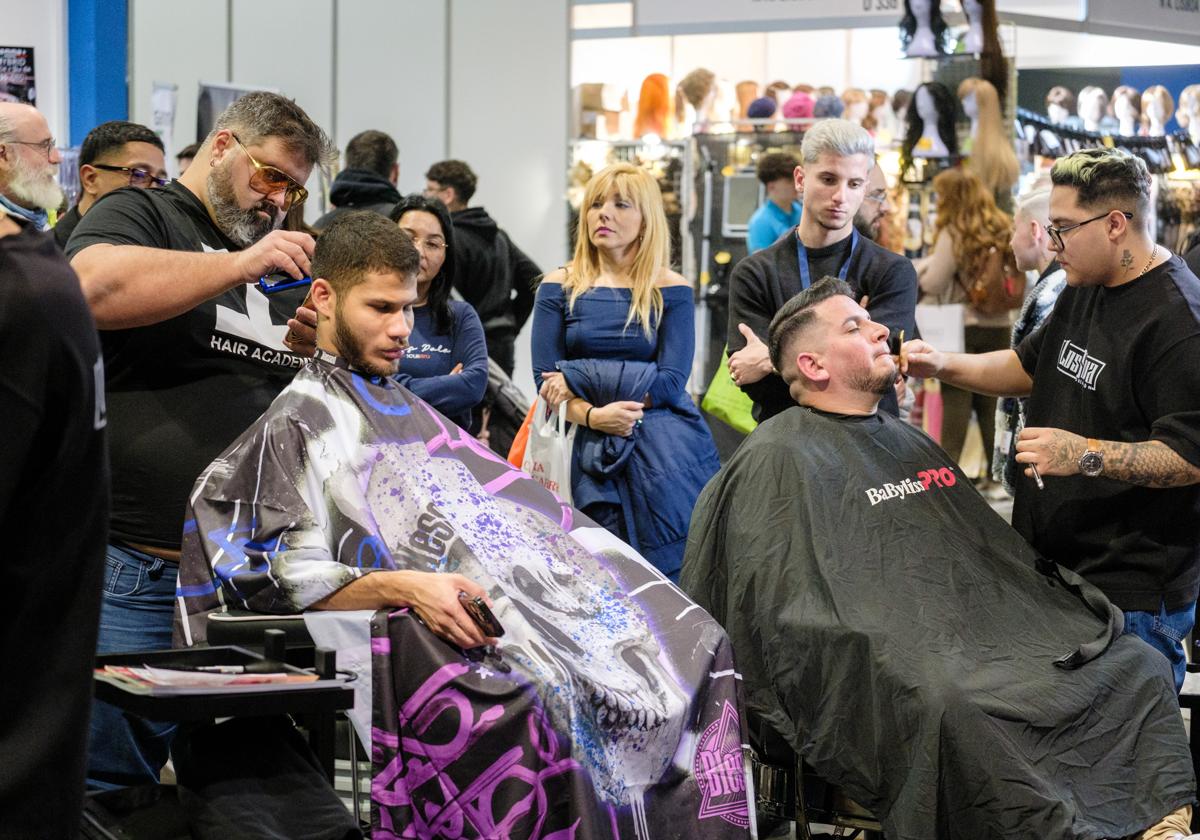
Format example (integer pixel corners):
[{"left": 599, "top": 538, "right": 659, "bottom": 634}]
[
  {"left": 846, "top": 356, "right": 897, "bottom": 396},
  {"left": 208, "top": 158, "right": 281, "bottom": 247},
  {"left": 7, "top": 151, "right": 64, "bottom": 212}
]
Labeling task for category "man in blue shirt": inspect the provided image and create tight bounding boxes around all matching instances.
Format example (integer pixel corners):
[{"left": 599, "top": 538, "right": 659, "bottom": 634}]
[{"left": 746, "top": 152, "right": 801, "bottom": 253}]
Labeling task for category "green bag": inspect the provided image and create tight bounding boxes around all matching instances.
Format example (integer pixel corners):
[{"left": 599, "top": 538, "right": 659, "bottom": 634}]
[{"left": 701, "top": 349, "right": 758, "bottom": 435}]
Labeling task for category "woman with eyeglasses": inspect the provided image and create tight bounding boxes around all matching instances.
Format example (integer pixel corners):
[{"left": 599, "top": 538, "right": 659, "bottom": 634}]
[
  {"left": 388, "top": 194, "right": 487, "bottom": 429},
  {"left": 915, "top": 167, "right": 1014, "bottom": 493},
  {"left": 532, "top": 162, "right": 719, "bottom": 582}
]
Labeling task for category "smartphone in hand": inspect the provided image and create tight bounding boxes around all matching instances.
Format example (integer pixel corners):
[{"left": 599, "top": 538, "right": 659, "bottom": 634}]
[{"left": 459, "top": 592, "right": 505, "bottom": 638}]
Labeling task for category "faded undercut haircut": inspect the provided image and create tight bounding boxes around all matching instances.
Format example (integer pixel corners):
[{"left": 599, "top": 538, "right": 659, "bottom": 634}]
[
  {"left": 799, "top": 118, "right": 875, "bottom": 165},
  {"left": 209, "top": 91, "right": 337, "bottom": 169},
  {"left": 1014, "top": 187, "right": 1051, "bottom": 226},
  {"left": 1050, "top": 147, "right": 1151, "bottom": 221},
  {"left": 312, "top": 210, "right": 420, "bottom": 295},
  {"left": 768, "top": 276, "right": 855, "bottom": 374}
]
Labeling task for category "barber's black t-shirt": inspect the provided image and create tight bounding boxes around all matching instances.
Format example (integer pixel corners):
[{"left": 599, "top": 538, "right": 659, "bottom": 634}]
[
  {"left": 67, "top": 182, "right": 309, "bottom": 551},
  {"left": 0, "top": 223, "right": 108, "bottom": 834},
  {"left": 1013, "top": 255, "right": 1200, "bottom": 611}
]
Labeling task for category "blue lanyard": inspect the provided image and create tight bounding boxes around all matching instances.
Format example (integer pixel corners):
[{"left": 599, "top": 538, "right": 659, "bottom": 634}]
[{"left": 796, "top": 228, "right": 860, "bottom": 290}]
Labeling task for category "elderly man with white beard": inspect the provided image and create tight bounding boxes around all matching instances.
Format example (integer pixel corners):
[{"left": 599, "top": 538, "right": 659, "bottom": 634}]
[
  {"left": 65, "top": 90, "right": 338, "bottom": 790},
  {"left": 0, "top": 102, "right": 64, "bottom": 230}
]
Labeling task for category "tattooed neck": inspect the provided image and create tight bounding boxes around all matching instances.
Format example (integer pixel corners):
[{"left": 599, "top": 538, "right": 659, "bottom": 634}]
[{"left": 1120, "top": 249, "right": 1134, "bottom": 271}]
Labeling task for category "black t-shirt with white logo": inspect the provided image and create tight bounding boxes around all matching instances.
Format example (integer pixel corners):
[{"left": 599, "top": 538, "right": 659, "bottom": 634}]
[
  {"left": 1014, "top": 255, "right": 1200, "bottom": 611},
  {"left": 67, "top": 182, "right": 308, "bottom": 551}
]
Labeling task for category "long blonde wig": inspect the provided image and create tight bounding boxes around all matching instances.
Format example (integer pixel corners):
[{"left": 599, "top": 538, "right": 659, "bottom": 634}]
[
  {"left": 958, "top": 77, "right": 1018, "bottom": 199},
  {"left": 565, "top": 162, "right": 669, "bottom": 338},
  {"left": 931, "top": 167, "right": 1013, "bottom": 281}
]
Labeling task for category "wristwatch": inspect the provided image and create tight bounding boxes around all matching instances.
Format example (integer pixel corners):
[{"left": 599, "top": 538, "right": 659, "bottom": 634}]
[{"left": 1078, "top": 438, "right": 1104, "bottom": 477}]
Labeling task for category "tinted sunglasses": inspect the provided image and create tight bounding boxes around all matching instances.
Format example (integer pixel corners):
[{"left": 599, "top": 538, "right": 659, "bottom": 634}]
[{"left": 231, "top": 133, "right": 308, "bottom": 210}]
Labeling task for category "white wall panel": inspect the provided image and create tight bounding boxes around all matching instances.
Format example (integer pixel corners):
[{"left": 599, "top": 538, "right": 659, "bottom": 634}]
[
  {"left": 449, "top": 0, "right": 569, "bottom": 395},
  {"left": 2, "top": 0, "right": 69, "bottom": 144},
  {"left": 231, "top": 0, "right": 334, "bottom": 219},
  {"left": 336, "top": 0, "right": 447, "bottom": 196},
  {"left": 129, "top": 0, "right": 229, "bottom": 164}
]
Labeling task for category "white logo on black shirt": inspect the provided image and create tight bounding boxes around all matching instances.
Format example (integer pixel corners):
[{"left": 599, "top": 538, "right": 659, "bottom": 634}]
[
  {"left": 1056, "top": 340, "right": 1106, "bottom": 390},
  {"left": 215, "top": 285, "right": 290, "bottom": 351}
]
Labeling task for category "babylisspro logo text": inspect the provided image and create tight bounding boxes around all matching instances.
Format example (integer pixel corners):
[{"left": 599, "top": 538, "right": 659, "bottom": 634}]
[
  {"left": 865, "top": 468, "right": 957, "bottom": 506},
  {"left": 1056, "top": 340, "right": 1106, "bottom": 390}
]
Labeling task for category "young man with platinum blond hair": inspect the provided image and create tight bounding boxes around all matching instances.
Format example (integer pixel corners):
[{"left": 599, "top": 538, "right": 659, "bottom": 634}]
[{"left": 726, "top": 118, "right": 917, "bottom": 420}]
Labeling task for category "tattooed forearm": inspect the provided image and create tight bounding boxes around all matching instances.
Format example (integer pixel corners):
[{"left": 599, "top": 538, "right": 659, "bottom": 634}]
[{"left": 1102, "top": 440, "right": 1200, "bottom": 488}]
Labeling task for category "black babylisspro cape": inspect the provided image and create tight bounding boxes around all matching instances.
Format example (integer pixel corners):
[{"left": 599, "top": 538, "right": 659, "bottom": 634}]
[{"left": 682, "top": 406, "right": 1195, "bottom": 840}]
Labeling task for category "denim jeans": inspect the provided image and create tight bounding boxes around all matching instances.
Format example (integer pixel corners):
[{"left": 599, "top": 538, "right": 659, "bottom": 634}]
[
  {"left": 1123, "top": 600, "right": 1196, "bottom": 694},
  {"left": 86, "top": 543, "right": 179, "bottom": 789}
]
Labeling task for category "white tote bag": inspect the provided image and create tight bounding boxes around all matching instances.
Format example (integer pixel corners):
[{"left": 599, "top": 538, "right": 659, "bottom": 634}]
[{"left": 521, "top": 397, "right": 576, "bottom": 503}]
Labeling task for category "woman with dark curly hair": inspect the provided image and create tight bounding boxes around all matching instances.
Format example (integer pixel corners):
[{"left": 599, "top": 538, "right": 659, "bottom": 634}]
[
  {"left": 388, "top": 194, "right": 488, "bottom": 429},
  {"left": 915, "top": 167, "right": 1013, "bottom": 487}
]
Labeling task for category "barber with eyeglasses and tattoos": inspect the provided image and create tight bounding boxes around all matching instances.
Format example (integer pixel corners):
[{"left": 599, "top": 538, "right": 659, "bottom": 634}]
[
  {"left": 67, "top": 91, "right": 338, "bottom": 788},
  {"left": 902, "top": 148, "right": 1200, "bottom": 694},
  {"left": 54, "top": 120, "right": 168, "bottom": 248}
]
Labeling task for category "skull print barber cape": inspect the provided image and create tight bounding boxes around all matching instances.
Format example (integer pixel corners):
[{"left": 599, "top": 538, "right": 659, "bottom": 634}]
[
  {"left": 682, "top": 405, "right": 1195, "bottom": 840},
  {"left": 175, "top": 355, "right": 753, "bottom": 839}
]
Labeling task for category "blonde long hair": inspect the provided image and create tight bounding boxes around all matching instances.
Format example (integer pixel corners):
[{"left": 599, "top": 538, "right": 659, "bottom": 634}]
[
  {"left": 958, "top": 77, "right": 1018, "bottom": 198},
  {"left": 932, "top": 167, "right": 1012, "bottom": 281},
  {"left": 565, "top": 163, "right": 668, "bottom": 338}
]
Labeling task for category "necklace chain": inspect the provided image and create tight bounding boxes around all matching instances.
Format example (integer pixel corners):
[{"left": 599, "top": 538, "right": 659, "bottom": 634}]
[{"left": 1139, "top": 245, "right": 1159, "bottom": 277}]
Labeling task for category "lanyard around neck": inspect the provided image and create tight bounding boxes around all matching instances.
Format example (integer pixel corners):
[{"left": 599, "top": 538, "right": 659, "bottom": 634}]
[{"left": 796, "top": 227, "right": 860, "bottom": 290}]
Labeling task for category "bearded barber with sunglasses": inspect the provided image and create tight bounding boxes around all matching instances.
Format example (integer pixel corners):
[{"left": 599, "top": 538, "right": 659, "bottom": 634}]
[
  {"left": 903, "top": 148, "right": 1200, "bottom": 695},
  {"left": 67, "top": 91, "right": 337, "bottom": 789}
]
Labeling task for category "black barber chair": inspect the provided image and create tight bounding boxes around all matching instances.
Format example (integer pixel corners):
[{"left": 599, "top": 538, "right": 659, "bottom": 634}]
[{"left": 749, "top": 717, "right": 884, "bottom": 840}]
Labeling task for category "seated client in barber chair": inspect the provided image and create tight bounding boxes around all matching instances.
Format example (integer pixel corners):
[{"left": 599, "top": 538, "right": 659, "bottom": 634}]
[
  {"left": 175, "top": 211, "right": 753, "bottom": 839},
  {"left": 682, "top": 276, "right": 1196, "bottom": 840}
]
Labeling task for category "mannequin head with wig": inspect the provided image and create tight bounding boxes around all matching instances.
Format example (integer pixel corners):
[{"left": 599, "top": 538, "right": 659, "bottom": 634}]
[
  {"left": 634, "top": 73, "right": 671, "bottom": 139},
  {"left": 958, "top": 77, "right": 1017, "bottom": 198}
]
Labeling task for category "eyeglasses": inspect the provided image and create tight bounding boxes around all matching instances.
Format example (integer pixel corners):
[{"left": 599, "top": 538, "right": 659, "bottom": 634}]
[
  {"left": 864, "top": 190, "right": 888, "bottom": 206},
  {"left": 400, "top": 230, "right": 448, "bottom": 253},
  {"left": 6, "top": 137, "right": 57, "bottom": 160},
  {"left": 1046, "top": 211, "right": 1132, "bottom": 250},
  {"left": 231, "top": 133, "right": 308, "bottom": 210},
  {"left": 92, "top": 163, "right": 170, "bottom": 189}
]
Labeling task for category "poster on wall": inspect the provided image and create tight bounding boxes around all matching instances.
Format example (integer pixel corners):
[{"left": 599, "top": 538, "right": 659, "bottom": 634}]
[
  {"left": 152, "top": 82, "right": 177, "bottom": 167},
  {"left": 196, "top": 81, "right": 277, "bottom": 143},
  {"left": 635, "top": 0, "right": 902, "bottom": 29},
  {"left": 0, "top": 46, "right": 36, "bottom": 105}
]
